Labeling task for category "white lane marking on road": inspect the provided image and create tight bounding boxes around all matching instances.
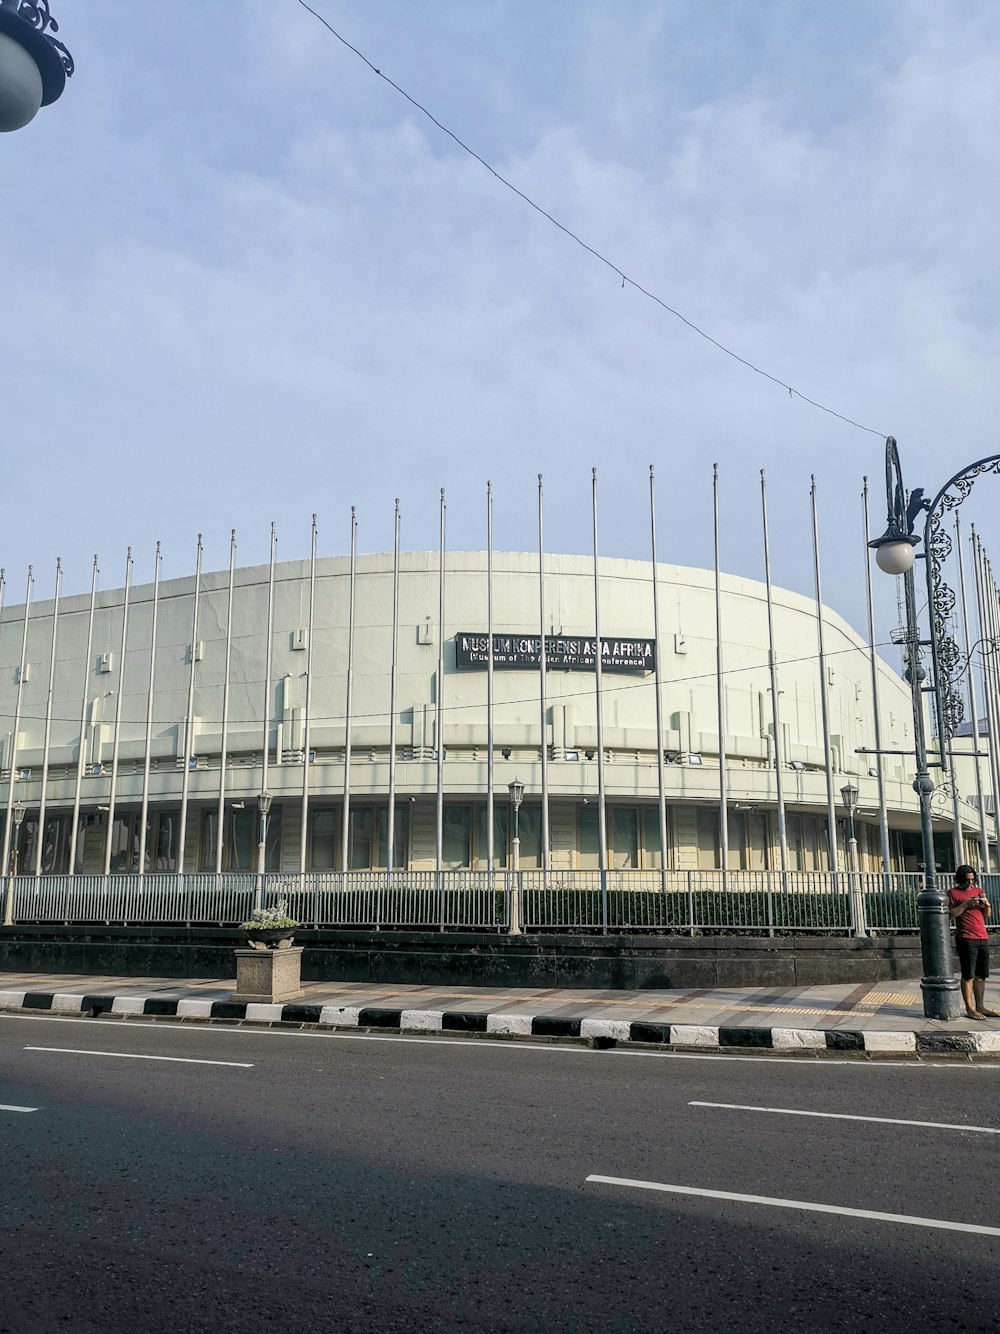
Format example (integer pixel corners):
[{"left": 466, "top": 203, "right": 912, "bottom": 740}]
[
  {"left": 690, "top": 1101, "right": 1000, "bottom": 1134},
  {"left": 24, "top": 1046, "right": 253, "bottom": 1068},
  {"left": 4, "top": 1014, "right": 1000, "bottom": 1069},
  {"left": 585, "top": 1176, "right": 1000, "bottom": 1237},
  {"left": 1, "top": 1103, "right": 39, "bottom": 1113}
]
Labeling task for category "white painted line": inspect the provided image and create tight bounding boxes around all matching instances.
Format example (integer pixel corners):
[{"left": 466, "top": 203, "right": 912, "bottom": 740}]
[
  {"left": 486, "top": 1013, "right": 534, "bottom": 1036},
  {"left": 585, "top": 1175, "right": 1000, "bottom": 1236},
  {"left": 1, "top": 1103, "right": 39, "bottom": 1113},
  {"left": 689, "top": 1101, "right": 1000, "bottom": 1134},
  {"left": 24, "top": 1046, "right": 253, "bottom": 1068}
]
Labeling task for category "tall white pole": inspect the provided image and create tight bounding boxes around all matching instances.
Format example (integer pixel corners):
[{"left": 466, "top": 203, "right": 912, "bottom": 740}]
[
  {"left": 341, "top": 507, "right": 357, "bottom": 872},
  {"left": 592, "top": 468, "right": 608, "bottom": 930},
  {"left": 649, "top": 466, "right": 668, "bottom": 892},
  {"left": 386, "top": 500, "right": 400, "bottom": 874},
  {"left": 760, "top": 471, "right": 788, "bottom": 872},
  {"left": 435, "top": 489, "right": 446, "bottom": 874},
  {"left": 261, "top": 523, "right": 276, "bottom": 809},
  {"left": 713, "top": 464, "right": 729, "bottom": 874},
  {"left": 971, "top": 532, "right": 998, "bottom": 870},
  {"left": 956, "top": 519, "right": 989, "bottom": 869},
  {"left": 103, "top": 548, "right": 133, "bottom": 876},
  {"left": 34, "top": 557, "right": 62, "bottom": 877},
  {"left": 537, "top": 474, "right": 550, "bottom": 871},
  {"left": 176, "top": 535, "right": 203, "bottom": 878},
  {"left": 137, "top": 542, "right": 162, "bottom": 878},
  {"left": 68, "top": 556, "right": 99, "bottom": 878},
  {"left": 486, "top": 482, "right": 495, "bottom": 872},
  {"left": 862, "top": 480, "right": 892, "bottom": 872},
  {"left": 810, "top": 477, "right": 840, "bottom": 876},
  {"left": 215, "top": 530, "right": 237, "bottom": 874},
  {"left": 985, "top": 548, "right": 1000, "bottom": 868},
  {"left": 300, "top": 514, "right": 317, "bottom": 876},
  {"left": 2, "top": 567, "right": 33, "bottom": 877}
]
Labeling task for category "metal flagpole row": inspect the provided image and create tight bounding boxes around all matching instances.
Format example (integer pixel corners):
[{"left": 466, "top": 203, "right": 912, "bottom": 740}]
[
  {"left": 810, "top": 477, "right": 840, "bottom": 878},
  {"left": 103, "top": 548, "right": 133, "bottom": 876},
  {"left": 2, "top": 567, "right": 33, "bottom": 877},
  {"left": 137, "top": 542, "right": 162, "bottom": 879},
  {"left": 538, "top": 473, "right": 550, "bottom": 872},
  {"left": 592, "top": 468, "right": 608, "bottom": 932},
  {"left": 649, "top": 466, "right": 668, "bottom": 895},
  {"left": 956, "top": 518, "right": 989, "bottom": 869},
  {"left": 760, "top": 471, "right": 788, "bottom": 873},
  {"left": 214, "top": 532, "right": 237, "bottom": 875},
  {"left": 34, "top": 558, "right": 62, "bottom": 877},
  {"left": 67, "top": 556, "right": 98, "bottom": 878},
  {"left": 862, "top": 480, "right": 891, "bottom": 873},
  {"left": 712, "top": 465, "right": 728, "bottom": 879},
  {"left": 341, "top": 507, "right": 357, "bottom": 874}
]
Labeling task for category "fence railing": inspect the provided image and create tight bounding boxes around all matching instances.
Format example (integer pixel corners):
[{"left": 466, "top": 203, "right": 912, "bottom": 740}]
[{"left": 0, "top": 868, "right": 949, "bottom": 935}]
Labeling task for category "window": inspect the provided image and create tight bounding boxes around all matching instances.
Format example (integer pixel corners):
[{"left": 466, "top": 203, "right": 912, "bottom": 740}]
[
  {"left": 311, "top": 806, "right": 339, "bottom": 870},
  {"left": 580, "top": 805, "right": 665, "bottom": 870},
  {"left": 203, "top": 806, "right": 281, "bottom": 872},
  {"left": 443, "top": 805, "right": 471, "bottom": 868},
  {"left": 347, "top": 805, "right": 406, "bottom": 870},
  {"left": 18, "top": 813, "right": 71, "bottom": 875},
  {"left": 474, "top": 804, "right": 509, "bottom": 868}
]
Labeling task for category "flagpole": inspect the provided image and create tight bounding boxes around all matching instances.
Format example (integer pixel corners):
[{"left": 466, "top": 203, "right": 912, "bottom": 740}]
[
  {"left": 68, "top": 556, "right": 99, "bottom": 878},
  {"left": 538, "top": 473, "right": 550, "bottom": 871},
  {"left": 215, "top": 530, "right": 237, "bottom": 874},
  {"left": 103, "top": 548, "right": 133, "bottom": 876},
  {"left": 34, "top": 557, "right": 63, "bottom": 877},
  {"left": 713, "top": 464, "right": 729, "bottom": 876},
  {"left": 435, "top": 489, "right": 446, "bottom": 876},
  {"left": 2, "top": 566, "right": 33, "bottom": 878},
  {"left": 957, "top": 519, "right": 989, "bottom": 869},
  {"left": 810, "top": 476, "right": 840, "bottom": 876},
  {"left": 648, "top": 466, "right": 668, "bottom": 892},
  {"left": 760, "top": 470, "right": 788, "bottom": 873},
  {"left": 592, "top": 468, "right": 608, "bottom": 932},
  {"left": 300, "top": 514, "right": 317, "bottom": 877},
  {"left": 486, "top": 482, "right": 495, "bottom": 873},
  {"left": 862, "top": 480, "right": 892, "bottom": 873},
  {"left": 386, "top": 499, "right": 400, "bottom": 877},
  {"left": 985, "top": 546, "right": 1000, "bottom": 868},
  {"left": 138, "top": 542, "right": 162, "bottom": 878},
  {"left": 341, "top": 507, "right": 357, "bottom": 873},
  {"left": 176, "top": 534, "right": 203, "bottom": 879}
]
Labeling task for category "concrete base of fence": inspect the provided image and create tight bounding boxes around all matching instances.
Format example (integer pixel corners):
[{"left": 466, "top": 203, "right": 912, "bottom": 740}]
[
  {"left": 232, "top": 946, "right": 304, "bottom": 1003},
  {"left": 0, "top": 925, "right": 926, "bottom": 991}
]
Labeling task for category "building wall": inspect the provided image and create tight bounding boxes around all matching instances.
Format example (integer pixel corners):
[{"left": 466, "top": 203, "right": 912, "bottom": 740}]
[{"left": 0, "top": 551, "right": 988, "bottom": 874}]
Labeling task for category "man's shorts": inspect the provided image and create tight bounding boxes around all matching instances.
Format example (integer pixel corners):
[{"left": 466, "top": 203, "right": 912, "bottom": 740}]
[{"left": 957, "top": 937, "right": 990, "bottom": 981}]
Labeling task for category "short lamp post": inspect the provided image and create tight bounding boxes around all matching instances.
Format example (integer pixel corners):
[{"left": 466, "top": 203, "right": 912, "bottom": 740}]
[
  {"left": 255, "top": 790, "right": 272, "bottom": 911},
  {"left": 840, "top": 781, "right": 866, "bottom": 938},
  {"left": 2, "top": 800, "right": 27, "bottom": 927},
  {"left": 0, "top": 0, "right": 73, "bottom": 133},
  {"left": 508, "top": 777, "right": 524, "bottom": 936}
]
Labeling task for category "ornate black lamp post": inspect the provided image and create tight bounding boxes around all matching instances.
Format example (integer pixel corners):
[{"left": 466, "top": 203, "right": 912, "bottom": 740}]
[
  {"left": 869, "top": 437, "right": 1000, "bottom": 1020},
  {"left": 507, "top": 777, "right": 524, "bottom": 936},
  {"left": 0, "top": 0, "right": 73, "bottom": 133}
]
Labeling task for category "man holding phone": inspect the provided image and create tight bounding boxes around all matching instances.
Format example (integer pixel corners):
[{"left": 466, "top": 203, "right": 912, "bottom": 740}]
[{"left": 948, "top": 864, "right": 998, "bottom": 1021}]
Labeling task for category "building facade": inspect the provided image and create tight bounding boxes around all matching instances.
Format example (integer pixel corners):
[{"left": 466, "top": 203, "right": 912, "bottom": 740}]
[{"left": 0, "top": 550, "right": 990, "bottom": 878}]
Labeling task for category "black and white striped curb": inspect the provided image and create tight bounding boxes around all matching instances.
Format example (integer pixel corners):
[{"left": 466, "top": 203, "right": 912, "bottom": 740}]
[{"left": 2, "top": 989, "right": 997, "bottom": 1054}]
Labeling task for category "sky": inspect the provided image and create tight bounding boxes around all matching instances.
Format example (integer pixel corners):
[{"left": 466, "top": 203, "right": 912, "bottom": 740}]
[{"left": 3, "top": 0, "right": 1000, "bottom": 642}]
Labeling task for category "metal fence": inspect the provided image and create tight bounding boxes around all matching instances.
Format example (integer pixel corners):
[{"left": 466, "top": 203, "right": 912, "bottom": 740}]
[{"left": 0, "top": 868, "right": 953, "bottom": 935}]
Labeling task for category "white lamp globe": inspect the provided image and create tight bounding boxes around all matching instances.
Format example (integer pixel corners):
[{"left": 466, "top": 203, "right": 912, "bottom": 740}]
[
  {"left": 0, "top": 29, "right": 43, "bottom": 132},
  {"left": 874, "top": 540, "right": 917, "bottom": 576}
]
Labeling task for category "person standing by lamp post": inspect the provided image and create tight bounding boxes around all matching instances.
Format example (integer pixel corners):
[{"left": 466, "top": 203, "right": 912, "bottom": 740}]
[{"left": 948, "top": 865, "right": 998, "bottom": 1022}]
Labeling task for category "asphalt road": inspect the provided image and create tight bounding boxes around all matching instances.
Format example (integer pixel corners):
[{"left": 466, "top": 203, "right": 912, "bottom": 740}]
[{"left": 3, "top": 1014, "right": 1000, "bottom": 1333}]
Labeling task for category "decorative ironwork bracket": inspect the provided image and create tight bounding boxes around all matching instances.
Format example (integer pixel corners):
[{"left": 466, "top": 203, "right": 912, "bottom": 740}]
[{"left": 4, "top": 0, "right": 73, "bottom": 77}]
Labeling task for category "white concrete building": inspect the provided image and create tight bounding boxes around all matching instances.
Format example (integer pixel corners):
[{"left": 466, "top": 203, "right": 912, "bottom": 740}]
[{"left": 0, "top": 551, "right": 990, "bottom": 877}]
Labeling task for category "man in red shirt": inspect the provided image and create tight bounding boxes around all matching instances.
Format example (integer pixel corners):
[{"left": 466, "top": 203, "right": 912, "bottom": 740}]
[{"left": 948, "top": 864, "right": 998, "bottom": 1021}]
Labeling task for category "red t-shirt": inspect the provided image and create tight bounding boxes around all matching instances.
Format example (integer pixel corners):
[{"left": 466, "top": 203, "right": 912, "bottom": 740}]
[{"left": 949, "top": 885, "right": 989, "bottom": 940}]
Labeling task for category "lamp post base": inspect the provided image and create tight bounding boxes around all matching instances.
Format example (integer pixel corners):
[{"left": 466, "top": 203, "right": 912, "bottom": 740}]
[{"left": 919, "top": 976, "right": 961, "bottom": 1021}]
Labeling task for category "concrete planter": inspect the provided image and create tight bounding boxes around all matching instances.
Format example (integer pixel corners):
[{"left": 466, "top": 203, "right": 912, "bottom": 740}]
[{"left": 232, "top": 945, "right": 304, "bottom": 1003}]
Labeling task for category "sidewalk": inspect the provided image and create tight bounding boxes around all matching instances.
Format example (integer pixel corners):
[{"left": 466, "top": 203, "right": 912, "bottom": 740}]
[{"left": 2, "top": 972, "right": 1000, "bottom": 1055}]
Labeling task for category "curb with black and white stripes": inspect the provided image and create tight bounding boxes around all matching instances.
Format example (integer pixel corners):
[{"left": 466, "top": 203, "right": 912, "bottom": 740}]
[{"left": 3, "top": 988, "right": 999, "bottom": 1055}]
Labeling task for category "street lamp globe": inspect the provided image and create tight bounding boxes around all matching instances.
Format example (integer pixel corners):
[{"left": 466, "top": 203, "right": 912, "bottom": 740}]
[
  {"left": 0, "top": 2, "right": 73, "bottom": 133},
  {"left": 840, "top": 782, "right": 859, "bottom": 812},
  {"left": 873, "top": 537, "right": 918, "bottom": 576}
]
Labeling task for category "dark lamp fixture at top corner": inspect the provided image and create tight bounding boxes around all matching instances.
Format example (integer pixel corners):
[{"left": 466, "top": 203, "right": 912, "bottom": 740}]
[
  {"left": 507, "top": 777, "right": 524, "bottom": 810},
  {"left": 0, "top": 0, "right": 74, "bottom": 133}
]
